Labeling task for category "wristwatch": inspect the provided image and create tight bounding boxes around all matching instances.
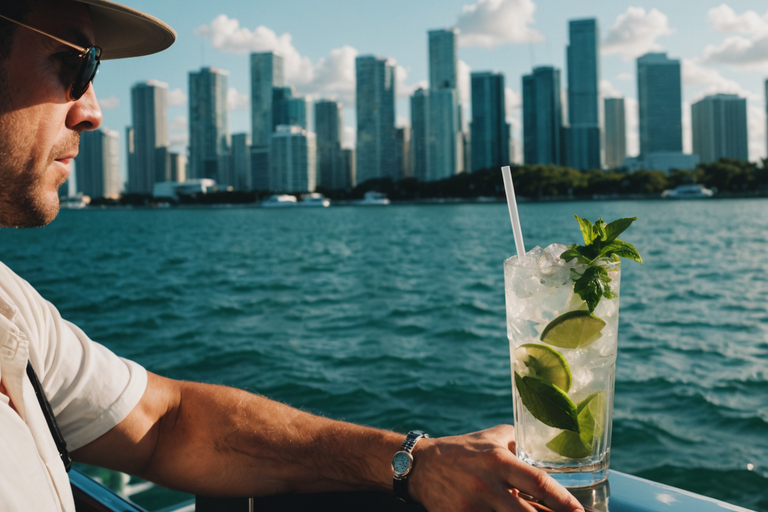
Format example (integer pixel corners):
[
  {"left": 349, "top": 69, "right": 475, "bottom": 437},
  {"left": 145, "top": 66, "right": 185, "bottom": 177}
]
[{"left": 392, "top": 430, "right": 429, "bottom": 502}]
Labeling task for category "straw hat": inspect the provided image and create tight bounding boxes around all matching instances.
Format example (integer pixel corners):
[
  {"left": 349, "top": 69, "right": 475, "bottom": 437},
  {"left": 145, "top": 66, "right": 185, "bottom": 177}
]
[{"left": 72, "top": 0, "right": 176, "bottom": 59}]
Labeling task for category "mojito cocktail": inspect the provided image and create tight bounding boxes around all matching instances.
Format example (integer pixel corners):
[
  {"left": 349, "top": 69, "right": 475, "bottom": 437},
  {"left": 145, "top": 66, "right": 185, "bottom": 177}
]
[{"left": 504, "top": 216, "right": 640, "bottom": 488}]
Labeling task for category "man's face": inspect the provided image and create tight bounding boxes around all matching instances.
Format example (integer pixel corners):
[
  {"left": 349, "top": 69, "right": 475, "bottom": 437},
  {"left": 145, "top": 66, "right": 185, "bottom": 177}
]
[{"left": 0, "top": 0, "right": 102, "bottom": 228}]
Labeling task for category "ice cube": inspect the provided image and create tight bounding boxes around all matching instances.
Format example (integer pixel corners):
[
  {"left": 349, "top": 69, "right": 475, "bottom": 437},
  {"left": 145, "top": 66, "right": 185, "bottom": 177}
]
[{"left": 538, "top": 243, "right": 569, "bottom": 275}]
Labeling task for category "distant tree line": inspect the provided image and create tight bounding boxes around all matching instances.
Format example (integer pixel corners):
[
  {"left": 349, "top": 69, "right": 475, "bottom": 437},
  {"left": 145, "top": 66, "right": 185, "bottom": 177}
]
[{"left": 87, "top": 158, "right": 768, "bottom": 207}]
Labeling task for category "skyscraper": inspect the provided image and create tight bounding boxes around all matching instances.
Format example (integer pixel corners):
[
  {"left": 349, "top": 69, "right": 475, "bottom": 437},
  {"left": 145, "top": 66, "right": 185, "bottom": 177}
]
[
  {"left": 426, "top": 28, "right": 462, "bottom": 180},
  {"left": 691, "top": 94, "right": 748, "bottom": 164},
  {"left": 637, "top": 53, "right": 682, "bottom": 159},
  {"left": 314, "top": 99, "right": 347, "bottom": 190},
  {"left": 523, "top": 66, "right": 564, "bottom": 165},
  {"left": 273, "top": 86, "right": 307, "bottom": 130},
  {"left": 230, "top": 133, "right": 251, "bottom": 190},
  {"left": 410, "top": 88, "right": 429, "bottom": 181},
  {"left": 566, "top": 18, "right": 601, "bottom": 170},
  {"left": 270, "top": 126, "right": 316, "bottom": 192},
  {"left": 188, "top": 67, "right": 230, "bottom": 182},
  {"left": 355, "top": 55, "right": 397, "bottom": 184},
  {"left": 128, "top": 81, "right": 169, "bottom": 194},
  {"left": 604, "top": 97, "right": 626, "bottom": 169},
  {"left": 251, "top": 52, "right": 284, "bottom": 190},
  {"left": 76, "top": 128, "right": 121, "bottom": 198},
  {"left": 470, "top": 71, "right": 510, "bottom": 172}
]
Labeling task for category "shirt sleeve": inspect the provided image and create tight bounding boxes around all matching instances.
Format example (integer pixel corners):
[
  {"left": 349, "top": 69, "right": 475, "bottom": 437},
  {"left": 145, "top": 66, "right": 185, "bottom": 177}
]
[{"left": 3, "top": 264, "right": 148, "bottom": 451}]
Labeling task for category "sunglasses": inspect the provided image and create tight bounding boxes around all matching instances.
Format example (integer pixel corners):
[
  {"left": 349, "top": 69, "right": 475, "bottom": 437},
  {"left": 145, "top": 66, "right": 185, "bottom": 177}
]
[{"left": 0, "top": 13, "right": 101, "bottom": 101}]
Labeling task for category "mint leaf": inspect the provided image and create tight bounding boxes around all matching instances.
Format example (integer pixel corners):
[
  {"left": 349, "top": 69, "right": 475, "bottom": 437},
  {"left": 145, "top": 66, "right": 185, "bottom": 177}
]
[
  {"left": 596, "top": 240, "right": 643, "bottom": 264},
  {"left": 575, "top": 215, "right": 598, "bottom": 245},
  {"left": 602, "top": 217, "right": 636, "bottom": 244},
  {"left": 515, "top": 373, "right": 579, "bottom": 432},
  {"left": 571, "top": 266, "right": 613, "bottom": 314}
]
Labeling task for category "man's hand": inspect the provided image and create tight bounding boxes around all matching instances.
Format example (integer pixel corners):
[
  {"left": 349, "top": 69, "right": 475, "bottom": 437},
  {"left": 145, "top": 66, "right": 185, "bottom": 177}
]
[{"left": 409, "top": 425, "right": 584, "bottom": 512}]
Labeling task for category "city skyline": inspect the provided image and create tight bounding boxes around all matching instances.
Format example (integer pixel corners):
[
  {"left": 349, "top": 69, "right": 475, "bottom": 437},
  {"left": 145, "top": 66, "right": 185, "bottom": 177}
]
[{"left": 91, "top": 0, "right": 768, "bottom": 182}]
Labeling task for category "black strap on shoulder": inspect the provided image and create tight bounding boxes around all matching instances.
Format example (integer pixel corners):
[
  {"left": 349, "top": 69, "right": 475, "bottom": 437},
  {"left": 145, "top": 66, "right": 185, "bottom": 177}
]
[{"left": 25, "top": 361, "right": 72, "bottom": 472}]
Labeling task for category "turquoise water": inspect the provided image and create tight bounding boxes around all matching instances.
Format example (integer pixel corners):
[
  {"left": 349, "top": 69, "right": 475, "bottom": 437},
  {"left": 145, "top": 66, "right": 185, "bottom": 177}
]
[{"left": 1, "top": 200, "right": 766, "bottom": 511}]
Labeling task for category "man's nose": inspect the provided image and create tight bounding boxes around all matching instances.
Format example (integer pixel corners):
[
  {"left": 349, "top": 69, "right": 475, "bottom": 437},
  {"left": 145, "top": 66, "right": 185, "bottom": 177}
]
[{"left": 66, "top": 83, "right": 103, "bottom": 132}]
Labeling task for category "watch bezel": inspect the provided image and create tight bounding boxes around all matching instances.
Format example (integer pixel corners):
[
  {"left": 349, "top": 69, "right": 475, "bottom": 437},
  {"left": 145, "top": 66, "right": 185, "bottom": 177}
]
[{"left": 392, "top": 450, "right": 414, "bottom": 479}]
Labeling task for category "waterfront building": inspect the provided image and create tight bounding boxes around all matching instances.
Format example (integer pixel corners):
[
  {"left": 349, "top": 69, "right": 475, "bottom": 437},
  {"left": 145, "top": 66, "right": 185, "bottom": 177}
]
[
  {"left": 355, "top": 55, "right": 397, "bottom": 184},
  {"left": 188, "top": 67, "right": 230, "bottom": 183},
  {"left": 395, "top": 126, "right": 411, "bottom": 179},
  {"left": 410, "top": 88, "right": 429, "bottom": 181},
  {"left": 340, "top": 148, "right": 356, "bottom": 188},
  {"left": 522, "top": 66, "right": 564, "bottom": 165},
  {"left": 169, "top": 152, "right": 187, "bottom": 183},
  {"left": 270, "top": 125, "right": 316, "bottom": 192},
  {"left": 426, "top": 28, "right": 462, "bottom": 180},
  {"left": 128, "top": 80, "right": 169, "bottom": 194},
  {"left": 230, "top": 133, "right": 251, "bottom": 190},
  {"left": 604, "top": 97, "right": 626, "bottom": 169},
  {"left": 691, "top": 94, "right": 748, "bottom": 164},
  {"left": 470, "top": 71, "right": 510, "bottom": 172},
  {"left": 314, "top": 100, "right": 347, "bottom": 190},
  {"left": 76, "top": 128, "right": 121, "bottom": 198},
  {"left": 637, "top": 53, "right": 682, "bottom": 159},
  {"left": 566, "top": 18, "right": 601, "bottom": 170},
  {"left": 251, "top": 52, "right": 284, "bottom": 190},
  {"left": 273, "top": 86, "right": 307, "bottom": 130}
]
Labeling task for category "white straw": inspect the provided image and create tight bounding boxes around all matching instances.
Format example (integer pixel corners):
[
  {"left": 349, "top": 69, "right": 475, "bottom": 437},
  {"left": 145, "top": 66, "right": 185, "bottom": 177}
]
[{"left": 501, "top": 166, "right": 525, "bottom": 260}]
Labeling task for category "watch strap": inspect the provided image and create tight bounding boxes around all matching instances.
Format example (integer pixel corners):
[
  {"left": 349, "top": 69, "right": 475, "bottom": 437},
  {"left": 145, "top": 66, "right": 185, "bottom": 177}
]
[{"left": 393, "top": 430, "right": 429, "bottom": 502}]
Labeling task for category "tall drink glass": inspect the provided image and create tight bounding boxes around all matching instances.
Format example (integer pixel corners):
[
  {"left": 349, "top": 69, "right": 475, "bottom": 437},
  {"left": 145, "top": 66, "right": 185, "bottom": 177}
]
[{"left": 504, "top": 246, "right": 621, "bottom": 488}]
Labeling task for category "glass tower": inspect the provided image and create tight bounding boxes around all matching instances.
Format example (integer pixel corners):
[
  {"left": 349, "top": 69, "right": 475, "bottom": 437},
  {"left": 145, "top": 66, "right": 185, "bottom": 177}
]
[
  {"left": 566, "top": 18, "right": 601, "bottom": 170},
  {"left": 314, "top": 99, "right": 347, "bottom": 190},
  {"left": 637, "top": 53, "right": 682, "bottom": 159},
  {"left": 604, "top": 97, "right": 626, "bottom": 169},
  {"left": 523, "top": 66, "right": 564, "bottom": 165},
  {"left": 426, "top": 28, "right": 461, "bottom": 180},
  {"left": 691, "top": 94, "right": 748, "bottom": 164},
  {"left": 470, "top": 71, "right": 510, "bottom": 172},
  {"left": 355, "top": 55, "right": 397, "bottom": 184},
  {"left": 188, "top": 67, "right": 230, "bottom": 182},
  {"left": 76, "top": 128, "right": 121, "bottom": 198},
  {"left": 128, "top": 80, "right": 169, "bottom": 194}
]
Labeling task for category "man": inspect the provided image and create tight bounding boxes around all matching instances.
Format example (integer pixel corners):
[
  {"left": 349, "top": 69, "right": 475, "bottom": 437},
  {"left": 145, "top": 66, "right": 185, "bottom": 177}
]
[{"left": 0, "top": 1, "right": 585, "bottom": 511}]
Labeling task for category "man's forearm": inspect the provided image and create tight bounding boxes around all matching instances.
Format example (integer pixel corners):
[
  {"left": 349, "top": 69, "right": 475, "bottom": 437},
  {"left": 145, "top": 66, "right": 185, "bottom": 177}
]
[{"left": 74, "top": 372, "right": 403, "bottom": 498}]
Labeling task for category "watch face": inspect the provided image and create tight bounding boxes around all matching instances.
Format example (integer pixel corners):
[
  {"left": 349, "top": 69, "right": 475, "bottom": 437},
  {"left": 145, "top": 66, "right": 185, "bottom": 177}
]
[{"left": 392, "top": 451, "right": 413, "bottom": 476}]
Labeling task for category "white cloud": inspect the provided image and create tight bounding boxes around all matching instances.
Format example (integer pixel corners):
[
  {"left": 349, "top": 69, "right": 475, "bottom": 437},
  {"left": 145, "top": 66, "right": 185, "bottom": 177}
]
[
  {"left": 170, "top": 116, "right": 187, "bottom": 132},
  {"left": 702, "top": 35, "right": 768, "bottom": 68},
  {"left": 98, "top": 95, "right": 120, "bottom": 110},
  {"left": 602, "top": 7, "right": 674, "bottom": 60},
  {"left": 227, "top": 88, "right": 249, "bottom": 111},
  {"left": 708, "top": 4, "right": 768, "bottom": 36},
  {"left": 195, "top": 16, "right": 366, "bottom": 106},
  {"left": 600, "top": 79, "right": 622, "bottom": 99},
  {"left": 168, "top": 88, "right": 187, "bottom": 107},
  {"left": 395, "top": 64, "right": 427, "bottom": 99},
  {"left": 505, "top": 87, "right": 521, "bottom": 116},
  {"left": 682, "top": 59, "right": 752, "bottom": 101},
  {"left": 343, "top": 125, "right": 355, "bottom": 149},
  {"left": 456, "top": 0, "right": 544, "bottom": 49},
  {"left": 747, "top": 103, "right": 765, "bottom": 161},
  {"left": 457, "top": 60, "right": 471, "bottom": 104},
  {"left": 617, "top": 72, "right": 633, "bottom": 82}
]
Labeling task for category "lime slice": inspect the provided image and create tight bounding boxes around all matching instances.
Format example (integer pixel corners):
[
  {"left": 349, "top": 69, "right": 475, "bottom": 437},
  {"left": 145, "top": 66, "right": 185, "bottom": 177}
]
[
  {"left": 540, "top": 310, "right": 606, "bottom": 349},
  {"left": 546, "top": 392, "right": 607, "bottom": 458},
  {"left": 516, "top": 344, "right": 572, "bottom": 392},
  {"left": 515, "top": 373, "right": 579, "bottom": 432}
]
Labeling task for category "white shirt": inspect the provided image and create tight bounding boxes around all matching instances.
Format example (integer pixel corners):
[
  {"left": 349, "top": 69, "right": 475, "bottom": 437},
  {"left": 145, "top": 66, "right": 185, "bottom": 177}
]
[{"left": 0, "top": 262, "right": 147, "bottom": 511}]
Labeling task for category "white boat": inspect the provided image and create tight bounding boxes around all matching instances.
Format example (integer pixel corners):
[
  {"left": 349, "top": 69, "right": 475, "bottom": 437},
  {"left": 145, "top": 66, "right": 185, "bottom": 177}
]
[
  {"left": 261, "top": 194, "right": 298, "bottom": 208},
  {"left": 297, "top": 193, "right": 330, "bottom": 207},
  {"left": 661, "top": 184, "right": 714, "bottom": 199},
  {"left": 354, "top": 191, "right": 391, "bottom": 205}
]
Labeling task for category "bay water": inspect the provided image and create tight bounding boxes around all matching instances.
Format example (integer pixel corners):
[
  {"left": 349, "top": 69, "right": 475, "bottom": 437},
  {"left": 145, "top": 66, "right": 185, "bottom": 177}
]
[{"left": 1, "top": 199, "right": 766, "bottom": 511}]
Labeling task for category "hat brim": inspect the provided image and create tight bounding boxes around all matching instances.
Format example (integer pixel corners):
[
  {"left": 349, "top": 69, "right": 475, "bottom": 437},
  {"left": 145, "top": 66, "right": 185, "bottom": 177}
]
[{"left": 73, "top": 0, "right": 176, "bottom": 60}]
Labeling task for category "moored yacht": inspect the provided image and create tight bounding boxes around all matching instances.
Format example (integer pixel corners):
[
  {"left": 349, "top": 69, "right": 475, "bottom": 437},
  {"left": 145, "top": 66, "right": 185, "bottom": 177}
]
[
  {"left": 354, "top": 190, "right": 391, "bottom": 205},
  {"left": 661, "top": 183, "right": 714, "bottom": 199},
  {"left": 261, "top": 194, "right": 298, "bottom": 207},
  {"left": 297, "top": 192, "right": 331, "bottom": 207}
]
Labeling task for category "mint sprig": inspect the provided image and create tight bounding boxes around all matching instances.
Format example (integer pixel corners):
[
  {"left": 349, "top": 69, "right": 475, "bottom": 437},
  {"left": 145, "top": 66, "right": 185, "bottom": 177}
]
[{"left": 560, "top": 216, "right": 642, "bottom": 313}]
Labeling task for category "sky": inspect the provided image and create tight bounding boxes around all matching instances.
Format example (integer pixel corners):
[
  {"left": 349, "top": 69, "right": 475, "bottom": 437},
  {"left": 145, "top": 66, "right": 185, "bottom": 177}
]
[{"left": 92, "top": 0, "right": 768, "bottom": 177}]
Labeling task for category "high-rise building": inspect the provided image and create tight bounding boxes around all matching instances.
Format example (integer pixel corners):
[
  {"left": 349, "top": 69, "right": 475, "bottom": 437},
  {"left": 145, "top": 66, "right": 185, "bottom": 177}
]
[
  {"left": 395, "top": 126, "right": 410, "bottom": 179},
  {"left": 340, "top": 148, "right": 356, "bottom": 188},
  {"left": 251, "top": 52, "right": 284, "bottom": 190},
  {"left": 426, "top": 28, "right": 462, "bottom": 180},
  {"left": 470, "top": 71, "right": 510, "bottom": 172},
  {"left": 169, "top": 152, "right": 187, "bottom": 182},
  {"left": 356, "top": 55, "right": 397, "bottom": 184},
  {"left": 765, "top": 79, "right": 768, "bottom": 160},
  {"left": 273, "top": 86, "right": 307, "bottom": 130},
  {"left": 691, "top": 94, "right": 748, "bottom": 164},
  {"left": 604, "top": 97, "right": 627, "bottom": 169},
  {"left": 523, "top": 66, "right": 564, "bottom": 165},
  {"left": 314, "top": 100, "right": 347, "bottom": 190},
  {"left": 637, "top": 53, "right": 682, "bottom": 159},
  {"left": 566, "top": 18, "right": 601, "bottom": 170},
  {"left": 128, "top": 81, "right": 169, "bottom": 194},
  {"left": 410, "top": 88, "right": 429, "bottom": 181},
  {"left": 230, "top": 133, "right": 251, "bottom": 190},
  {"left": 76, "top": 128, "right": 121, "bottom": 198},
  {"left": 270, "top": 125, "right": 316, "bottom": 192},
  {"left": 188, "top": 67, "right": 230, "bottom": 182}
]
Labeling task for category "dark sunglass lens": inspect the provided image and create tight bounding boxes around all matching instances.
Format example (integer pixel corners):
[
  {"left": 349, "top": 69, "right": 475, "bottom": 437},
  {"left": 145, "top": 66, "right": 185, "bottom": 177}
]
[{"left": 69, "top": 46, "right": 101, "bottom": 101}]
